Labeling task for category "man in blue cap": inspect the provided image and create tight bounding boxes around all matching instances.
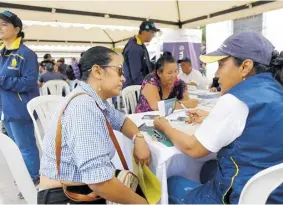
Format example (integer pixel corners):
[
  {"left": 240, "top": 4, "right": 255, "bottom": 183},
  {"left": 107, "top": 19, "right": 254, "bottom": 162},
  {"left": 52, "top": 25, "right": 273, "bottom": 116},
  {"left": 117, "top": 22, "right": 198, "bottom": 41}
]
[
  {"left": 177, "top": 57, "right": 206, "bottom": 89},
  {"left": 122, "top": 20, "right": 160, "bottom": 88}
]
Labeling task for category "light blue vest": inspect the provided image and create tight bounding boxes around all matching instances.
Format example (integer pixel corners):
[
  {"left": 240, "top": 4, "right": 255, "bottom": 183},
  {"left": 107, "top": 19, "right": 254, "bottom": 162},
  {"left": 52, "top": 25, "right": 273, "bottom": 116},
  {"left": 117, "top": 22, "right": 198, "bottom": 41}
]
[{"left": 187, "top": 73, "right": 283, "bottom": 204}]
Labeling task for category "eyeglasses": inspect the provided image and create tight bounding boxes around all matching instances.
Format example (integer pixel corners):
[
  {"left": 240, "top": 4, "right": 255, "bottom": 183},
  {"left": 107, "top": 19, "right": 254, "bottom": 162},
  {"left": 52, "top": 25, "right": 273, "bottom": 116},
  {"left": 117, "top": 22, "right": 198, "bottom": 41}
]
[{"left": 99, "top": 65, "right": 124, "bottom": 76}]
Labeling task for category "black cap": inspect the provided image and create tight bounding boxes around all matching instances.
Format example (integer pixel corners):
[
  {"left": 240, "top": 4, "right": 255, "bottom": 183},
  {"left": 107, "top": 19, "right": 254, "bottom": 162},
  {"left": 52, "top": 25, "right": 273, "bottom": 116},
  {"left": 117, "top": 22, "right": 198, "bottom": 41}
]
[
  {"left": 0, "top": 11, "right": 22, "bottom": 30},
  {"left": 177, "top": 57, "right": 191, "bottom": 64},
  {"left": 40, "top": 60, "right": 54, "bottom": 68},
  {"left": 200, "top": 31, "right": 275, "bottom": 66},
  {"left": 140, "top": 20, "right": 160, "bottom": 32},
  {"left": 45, "top": 62, "right": 54, "bottom": 72}
]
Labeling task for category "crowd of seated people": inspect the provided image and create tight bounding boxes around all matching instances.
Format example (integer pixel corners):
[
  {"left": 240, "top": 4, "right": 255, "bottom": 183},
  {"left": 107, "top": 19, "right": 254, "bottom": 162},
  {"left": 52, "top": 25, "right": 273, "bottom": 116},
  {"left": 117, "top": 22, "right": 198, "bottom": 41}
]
[
  {"left": 2, "top": 10, "right": 283, "bottom": 205},
  {"left": 38, "top": 60, "right": 69, "bottom": 87}
]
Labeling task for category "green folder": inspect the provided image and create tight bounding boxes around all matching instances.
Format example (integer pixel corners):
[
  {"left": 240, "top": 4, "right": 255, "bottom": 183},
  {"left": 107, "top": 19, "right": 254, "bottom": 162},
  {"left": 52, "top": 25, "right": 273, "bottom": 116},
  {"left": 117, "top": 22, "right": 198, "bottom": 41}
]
[{"left": 139, "top": 125, "right": 174, "bottom": 147}]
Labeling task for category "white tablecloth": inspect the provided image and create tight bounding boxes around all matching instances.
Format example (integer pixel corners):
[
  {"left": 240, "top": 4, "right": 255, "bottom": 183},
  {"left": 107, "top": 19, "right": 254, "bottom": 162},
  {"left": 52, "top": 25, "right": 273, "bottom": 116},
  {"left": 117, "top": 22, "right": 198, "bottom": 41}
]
[{"left": 111, "top": 107, "right": 217, "bottom": 204}]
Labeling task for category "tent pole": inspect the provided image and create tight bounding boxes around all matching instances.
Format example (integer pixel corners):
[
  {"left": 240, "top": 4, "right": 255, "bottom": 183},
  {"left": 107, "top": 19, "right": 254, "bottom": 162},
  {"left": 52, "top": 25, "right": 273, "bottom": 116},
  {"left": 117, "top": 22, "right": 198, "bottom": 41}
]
[{"left": 176, "top": 0, "right": 182, "bottom": 29}]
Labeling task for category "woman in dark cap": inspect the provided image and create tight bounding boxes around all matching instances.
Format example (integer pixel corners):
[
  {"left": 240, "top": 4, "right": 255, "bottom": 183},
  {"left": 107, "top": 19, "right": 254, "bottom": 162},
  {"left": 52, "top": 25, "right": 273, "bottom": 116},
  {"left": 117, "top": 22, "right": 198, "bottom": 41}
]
[
  {"left": 154, "top": 31, "right": 283, "bottom": 204},
  {"left": 0, "top": 10, "right": 40, "bottom": 198}
]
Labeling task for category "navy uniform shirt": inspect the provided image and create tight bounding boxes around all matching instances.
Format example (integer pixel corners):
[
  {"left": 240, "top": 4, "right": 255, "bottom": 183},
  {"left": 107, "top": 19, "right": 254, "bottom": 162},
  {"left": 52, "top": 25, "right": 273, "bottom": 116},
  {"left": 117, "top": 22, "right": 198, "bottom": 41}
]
[
  {"left": 0, "top": 37, "right": 39, "bottom": 121},
  {"left": 122, "top": 35, "right": 152, "bottom": 88}
]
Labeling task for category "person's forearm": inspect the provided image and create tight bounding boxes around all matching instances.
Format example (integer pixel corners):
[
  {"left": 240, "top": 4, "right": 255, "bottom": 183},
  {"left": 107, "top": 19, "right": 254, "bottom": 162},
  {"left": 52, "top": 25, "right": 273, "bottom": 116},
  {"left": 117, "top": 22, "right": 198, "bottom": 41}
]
[
  {"left": 38, "top": 82, "right": 43, "bottom": 88},
  {"left": 120, "top": 118, "right": 139, "bottom": 140},
  {"left": 179, "top": 99, "right": 199, "bottom": 109},
  {"left": 89, "top": 177, "right": 147, "bottom": 204},
  {"left": 164, "top": 126, "right": 203, "bottom": 158}
]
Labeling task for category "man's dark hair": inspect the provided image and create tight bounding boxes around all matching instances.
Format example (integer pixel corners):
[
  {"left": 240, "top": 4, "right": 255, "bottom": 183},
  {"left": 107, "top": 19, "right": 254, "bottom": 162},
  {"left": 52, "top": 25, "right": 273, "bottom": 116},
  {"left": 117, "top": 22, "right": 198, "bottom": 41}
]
[
  {"left": 43, "top": 53, "right": 51, "bottom": 60},
  {"left": 57, "top": 58, "right": 65, "bottom": 64}
]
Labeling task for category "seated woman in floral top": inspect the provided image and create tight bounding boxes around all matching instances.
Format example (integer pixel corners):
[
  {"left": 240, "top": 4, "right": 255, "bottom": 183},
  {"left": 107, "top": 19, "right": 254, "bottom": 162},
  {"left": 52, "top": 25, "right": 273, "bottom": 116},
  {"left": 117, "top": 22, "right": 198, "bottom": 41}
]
[{"left": 136, "top": 52, "right": 199, "bottom": 113}]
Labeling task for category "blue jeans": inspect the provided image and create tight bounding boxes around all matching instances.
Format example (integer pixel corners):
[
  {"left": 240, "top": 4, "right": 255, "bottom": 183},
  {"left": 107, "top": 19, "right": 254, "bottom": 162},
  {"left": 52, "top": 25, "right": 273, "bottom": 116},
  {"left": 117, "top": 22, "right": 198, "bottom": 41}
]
[
  {"left": 168, "top": 176, "right": 201, "bottom": 204},
  {"left": 168, "top": 160, "right": 218, "bottom": 204},
  {"left": 3, "top": 120, "right": 40, "bottom": 179}
]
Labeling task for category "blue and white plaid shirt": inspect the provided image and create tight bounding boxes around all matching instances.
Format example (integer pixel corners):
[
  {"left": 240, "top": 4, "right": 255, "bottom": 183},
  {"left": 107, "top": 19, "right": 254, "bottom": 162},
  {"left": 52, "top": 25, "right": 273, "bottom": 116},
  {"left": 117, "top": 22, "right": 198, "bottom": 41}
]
[{"left": 40, "top": 81, "right": 126, "bottom": 184}]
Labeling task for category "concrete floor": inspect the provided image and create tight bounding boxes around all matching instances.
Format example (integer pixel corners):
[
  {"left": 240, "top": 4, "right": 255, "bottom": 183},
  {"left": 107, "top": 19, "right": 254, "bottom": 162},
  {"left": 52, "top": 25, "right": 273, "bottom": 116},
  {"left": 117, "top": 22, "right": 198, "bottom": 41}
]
[{"left": 0, "top": 152, "right": 26, "bottom": 204}]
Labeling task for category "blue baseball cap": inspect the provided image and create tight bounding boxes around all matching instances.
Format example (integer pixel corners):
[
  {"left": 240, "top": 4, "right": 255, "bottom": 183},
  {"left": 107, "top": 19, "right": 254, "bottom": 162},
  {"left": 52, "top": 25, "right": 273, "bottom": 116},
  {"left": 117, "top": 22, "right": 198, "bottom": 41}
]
[
  {"left": 200, "top": 31, "right": 275, "bottom": 66},
  {"left": 0, "top": 10, "right": 22, "bottom": 30},
  {"left": 177, "top": 57, "right": 191, "bottom": 64}
]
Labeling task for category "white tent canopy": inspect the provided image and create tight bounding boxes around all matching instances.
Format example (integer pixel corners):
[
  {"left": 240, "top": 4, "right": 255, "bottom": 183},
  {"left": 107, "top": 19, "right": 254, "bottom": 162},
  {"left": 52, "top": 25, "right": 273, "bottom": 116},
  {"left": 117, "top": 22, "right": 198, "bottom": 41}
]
[{"left": 1, "top": 0, "right": 283, "bottom": 47}]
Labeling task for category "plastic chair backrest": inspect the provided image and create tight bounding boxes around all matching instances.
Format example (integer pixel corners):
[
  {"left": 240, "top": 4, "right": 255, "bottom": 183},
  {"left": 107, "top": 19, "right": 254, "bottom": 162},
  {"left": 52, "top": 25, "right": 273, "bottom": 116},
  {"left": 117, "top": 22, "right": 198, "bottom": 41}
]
[
  {"left": 238, "top": 162, "right": 283, "bottom": 204},
  {"left": 27, "top": 95, "right": 64, "bottom": 150},
  {"left": 0, "top": 134, "right": 37, "bottom": 204},
  {"left": 42, "top": 80, "right": 70, "bottom": 96},
  {"left": 70, "top": 79, "right": 79, "bottom": 91},
  {"left": 122, "top": 85, "right": 141, "bottom": 114}
]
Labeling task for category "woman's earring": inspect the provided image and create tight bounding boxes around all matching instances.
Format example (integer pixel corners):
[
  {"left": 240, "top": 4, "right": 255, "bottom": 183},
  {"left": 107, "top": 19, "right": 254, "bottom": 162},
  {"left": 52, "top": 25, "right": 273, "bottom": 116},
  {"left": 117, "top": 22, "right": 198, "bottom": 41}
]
[{"left": 98, "top": 86, "right": 101, "bottom": 91}]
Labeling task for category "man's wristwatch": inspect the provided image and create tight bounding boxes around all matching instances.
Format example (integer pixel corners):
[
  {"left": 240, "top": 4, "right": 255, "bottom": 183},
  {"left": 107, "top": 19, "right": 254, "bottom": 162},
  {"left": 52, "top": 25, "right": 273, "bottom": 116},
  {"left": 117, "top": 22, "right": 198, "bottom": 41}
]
[{"left": 132, "top": 132, "right": 144, "bottom": 143}]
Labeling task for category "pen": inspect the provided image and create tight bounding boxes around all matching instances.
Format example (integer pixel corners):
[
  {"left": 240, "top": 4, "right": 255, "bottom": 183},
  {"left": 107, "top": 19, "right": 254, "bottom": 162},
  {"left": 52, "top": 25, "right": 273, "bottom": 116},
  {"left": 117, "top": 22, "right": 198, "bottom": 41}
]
[{"left": 177, "top": 100, "right": 188, "bottom": 111}]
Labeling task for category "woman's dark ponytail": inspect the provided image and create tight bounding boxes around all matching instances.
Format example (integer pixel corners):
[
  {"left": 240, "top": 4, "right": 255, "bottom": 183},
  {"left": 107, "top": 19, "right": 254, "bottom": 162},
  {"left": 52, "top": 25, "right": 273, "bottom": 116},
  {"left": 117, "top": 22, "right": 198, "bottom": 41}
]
[
  {"left": 18, "top": 31, "right": 25, "bottom": 39},
  {"left": 66, "top": 62, "right": 82, "bottom": 80},
  {"left": 155, "top": 51, "right": 175, "bottom": 72},
  {"left": 270, "top": 50, "right": 283, "bottom": 85},
  {"left": 234, "top": 50, "right": 283, "bottom": 85}
]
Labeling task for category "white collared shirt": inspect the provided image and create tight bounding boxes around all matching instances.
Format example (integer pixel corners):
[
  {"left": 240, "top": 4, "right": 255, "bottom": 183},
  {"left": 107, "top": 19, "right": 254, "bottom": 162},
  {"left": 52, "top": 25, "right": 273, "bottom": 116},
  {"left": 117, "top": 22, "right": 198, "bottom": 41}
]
[{"left": 178, "top": 69, "right": 206, "bottom": 89}]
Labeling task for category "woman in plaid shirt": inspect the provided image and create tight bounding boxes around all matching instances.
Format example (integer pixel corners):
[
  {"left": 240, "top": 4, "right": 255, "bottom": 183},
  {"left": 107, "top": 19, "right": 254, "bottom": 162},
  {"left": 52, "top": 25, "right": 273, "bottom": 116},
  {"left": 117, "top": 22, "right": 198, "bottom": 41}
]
[{"left": 38, "top": 46, "right": 151, "bottom": 204}]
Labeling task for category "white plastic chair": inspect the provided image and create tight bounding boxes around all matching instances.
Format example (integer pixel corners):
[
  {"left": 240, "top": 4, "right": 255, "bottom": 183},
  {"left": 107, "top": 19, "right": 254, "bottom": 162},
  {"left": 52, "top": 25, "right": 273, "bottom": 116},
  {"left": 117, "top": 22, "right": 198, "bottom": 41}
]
[
  {"left": 70, "top": 79, "right": 79, "bottom": 91},
  {"left": 42, "top": 80, "right": 70, "bottom": 96},
  {"left": 27, "top": 95, "right": 64, "bottom": 150},
  {"left": 117, "top": 92, "right": 122, "bottom": 110},
  {"left": 238, "top": 163, "right": 283, "bottom": 204},
  {"left": 122, "top": 85, "right": 141, "bottom": 114},
  {"left": 0, "top": 133, "right": 37, "bottom": 204}
]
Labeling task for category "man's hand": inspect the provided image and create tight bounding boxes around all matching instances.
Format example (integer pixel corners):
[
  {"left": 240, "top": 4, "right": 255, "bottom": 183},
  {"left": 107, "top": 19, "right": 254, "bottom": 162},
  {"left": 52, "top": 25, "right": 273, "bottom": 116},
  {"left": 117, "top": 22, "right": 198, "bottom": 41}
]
[
  {"left": 133, "top": 137, "right": 151, "bottom": 166},
  {"left": 186, "top": 109, "right": 209, "bottom": 124}
]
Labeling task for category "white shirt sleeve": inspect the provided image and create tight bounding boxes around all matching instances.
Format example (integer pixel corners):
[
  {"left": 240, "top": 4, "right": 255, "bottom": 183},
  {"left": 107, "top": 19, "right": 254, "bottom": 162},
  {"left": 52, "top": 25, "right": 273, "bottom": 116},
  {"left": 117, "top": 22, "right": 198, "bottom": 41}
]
[
  {"left": 191, "top": 70, "right": 206, "bottom": 89},
  {"left": 194, "top": 94, "right": 249, "bottom": 153}
]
